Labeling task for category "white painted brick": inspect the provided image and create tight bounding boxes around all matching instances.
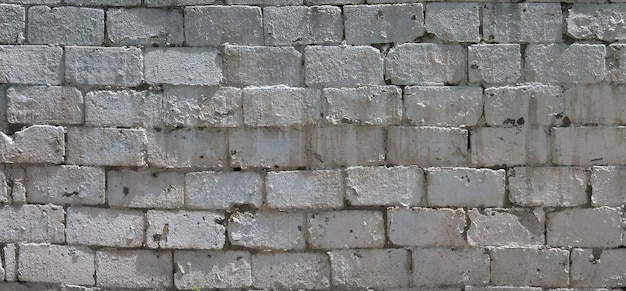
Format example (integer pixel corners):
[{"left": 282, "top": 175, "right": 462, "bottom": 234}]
[
  {"left": 107, "top": 170, "right": 184, "bottom": 209},
  {"left": 330, "top": 249, "right": 410, "bottom": 289},
  {"left": 404, "top": 86, "right": 482, "bottom": 127},
  {"left": 25, "top": 165, "right": 105, "bottom": 205},
  {"left": 0, "top": 4, "right": 24, "bottom": 44},
  {"left": 7, "top": 86, "right": 82, "bottom": 125},
  {"left": 509, "top": 167, "right": 588, "bottom": 207},
  {"left": 426, "top": 167, "right": 505, "bottom": 207},
  {"left": 482, "top": 3, "right": 562, "bottom": 43},
  {"left": 386, "top": 43, "right": 465, "bottom": 85},
  {"left": 63, "top": 0, "right": 140, "bottom": 5},
  {"left": 19, "top": 244, "right": 95, "bottom": 285},
  {"left": 564, "top": 85, "right": 626, "bottom": 125},
  {"left": 146, "top": 128, "right": 227, "bottom": 169},
  {"left": 229, "top": 128, "right": 307, "bottom": 169},
  {"left": 146, "top": 210, "right": 225, "bottom": 249},
  {"left": 388, "top": 207, "right": 465, "bottom": 247},
  {"left": 144, "top": 0, "right": 216, "bottom": 5},
  {"left": 96, "top": 250, "right": 172, "bottom": 289},
  {"left": 145, "top": 47, "right": 221, "bottom": 86},
  {"left": 413, "top": 248, "right": 490, "bottom": 287},
  {"left": 224, "top": 45, "right": 302, "bottom": 87},
  {"left": 311, "top": 126, "right": 385, "bottom": 167},
  {"left": 163, "top": 86, "right": 242, "bottom": 128},
  {"left": 609, "top": 44, "right": 626, "bottom": 83},
  {"left": 426, "top": 3, "right": 480, "bottom": 42},
  {"left": 266, "top": 170, "right": 343, "bottom": 209},
  {"left": 305, "top": 46, "right": 384, "bottom": 87},
  {"left": 66, "top": 127, "right": 146, "bottom": 167},
  {"left": 0, "top": 125, "right": 64, "bottom": 164},
  {"left": 252, "top": 252, "right": 330, "bottom": 290},
  {"left": 568, "top": 5, "right": 626, "bottom": 41},
  {"left": 323, "top": 86, "right": 401, "bottom": 126},
  {"left": 243, "top": 86, "right": 321, "bottom": 127},
  {"left": 65, "top": 46, "right": 142, "bottom": 87},
  {"left": 592, "top": 166, "right": 626, "bottom": 206},
  {"left": 491, "top": 248, "right": 569, "bottom": 287},
  {"left": 28, "top": 6, "right": 103, "bottom": 45},
  {"left": 485, "top": 85, "right": 563, "bottom": 126},
  {"left": 264, "top": 6, "right": 342, "bottom": 46},
  {"left": 0, "top": 45, "right": 62, "bottom": 84},
  {"left": 66, "top": 207, "right": 145, "bottom": 247},
  {"left": 185, "top": 171, "right": 262, "bottom": 210},
  {"left": 228, "top": 211, "right": 305, "bottom": 250},
  {"left": 85, "top": 90, "right": 161, "bottom": 128},
  {"left": 467, "top": 208, "right": 545, "bottom": 247},
  {"left": 471, "top": 126, "right": 550, "bottom": 167},
  {"left": 308, "top": 210, "right": 385, "bottom": 249},
  {"left": 571, "top": 248, "right": 626, "bottom": 287},
  {"left": 346, "top": 166, "right": 423, "bottom": 206},
  {"left": 469, "top": 44, "right": 520, "bottom": 84},
  {"left": 3, "top": 244, "right": 16, "bottom": 281},
  {"left": 388, "top": 126, "right": 468, "bottom": 166},
  {"left": 174, "top": 251, "right": 252, "bottom": 289},
  {"left": 526, "top": 44, "right": 607, "bottom": 84},
  {"left": 547, "top": 207, "right": 622, "bottom": 247},
  {"left": 552, "top": 127, "right": 626, "bottom": 166},
  {"left": 185, "top": 6, "right": 262, "bottom": 46},
  {"left": 107, "top": 8, "right": 183, "bottom": 46},
  {"left": 345, "top": 4, "right": 424, "bottom": 45}
]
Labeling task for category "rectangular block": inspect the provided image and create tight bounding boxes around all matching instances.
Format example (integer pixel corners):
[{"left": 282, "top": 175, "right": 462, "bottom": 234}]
[
  {"left": 264, "top": 6, "right": 342, "bottom": 46},
  {"left": 85, "top": 90, "right": 161, "bottom": 128},
  {"left": 388, "top": 207, "right": 466, "bottom": 247},
  {"left": 228, "top": 211, "right": 305, "bottom": 250},
  {"left": 564, "top": 85, "right": 626, "bottom": 125},
  {"left": 571, "top": 248, "right": 626, "bottom": 287},
  {"left": 0, "top": 125, "right": 64, "bottom": 164},
  {"left": 243, "top": 86, "right": 321, "bottom": 127},
  {"left": 323, "top": 86, "right": 402, "bottom": 126},
  {"left": 66, "top": 207, "right": 145, "bottom": 247},
  {"left": 491, "top": 248, "right": 569, "bottom": 287},
  {"left": 28, "top": 6, "right": 103, "bottom": 45},
  {"left": 426, "top": 3, "right": 479, "bottom": 42},
  {"left": 346, "top": 166, "right": 424, "bottom": 206},
  {"left": 266, "top": 170, "right": 343, "bottom": 209},
  {"left": 252, "top": 253, "right": 330, "bottom": 290},
  {"left": 185, "top": 6, "right": 262, "bottom": 46},
  {"left": 388, "top": 126, "right": 468, "bottom": 166},
  {"left": 145, "top": 47, "right": 221, "bottom": 86},
  {"left": 311, "top": 126, "right": 385, "bottom": 167},
  {"left": 467, "top": 208, "right": 544, "bottom": 247},
  {"left": 65, "top": 46, "right": 142, "bottom": 87},
  {"left": 404, "top": 86, "right": 482, "bottom": 127},
  {"left": 19, "top": 244, "right": 94, "bottom": 285},
  {"left": 0, "top": 45, "right": 62, "bottom": 84},
  {"left": 25, "top": 165, "right": 105, "bottom": 205},
  {"left": 485, "top": 85, "right": 563, "bottom": 126},
  {"left": 386, "top": 43, "right": 465, "bottom": 85},
  {"left": 509, "top": 167, "right": 588, "bottom": 207},
  {"left": 413, "top": 248, "right": 490, "bottom": 287},
  {"left": 305, "top": 45, "right": 383, "bottom": 87},
  {"left": 426, "top": 167, "right": 506, "bottom": 207},
  {"left": 174, "top": 251, "right": 252, "bottom": 289},
  {"left": 592, "top": 166, "right": 626, "bottom": 206},
  {"left": 4, "top": 244, "right": 16, "bottom": 281},
  {"left": 67, "top": 127, "right": 146, "bottom": 167},
  {"left": 0, "top": 171, "right": 7, "bottom": 205},
  {"left": 568, "top": 4, "right": 626, "bottom": 41},
  {"left": 7, "top": 85, "right": 83, "bottom": 125},
  {"left": 107, "top": 170, "right": 184, "bottom": 209},
  {"left": 63, "top": 0, "right": 140, "bottom": 5},
  {"left": 146, "top": 210, "right": 225, "bottom": 249},
  {"left": 330, "top": 249, "right": 410, "bottom": 289},
  {"left": 482, "top": 3, "right": 562, "bottom": 43},
  {"left": 547, "top": 207, "right": 622, "bottom": 248},
  {"left": 96, "top": 250, "right": 172, "bottom": 289},
  {"left": 345, "top": 4, "right": 424, "bottom": 45},
  {"left": 552, "top": 127, "right": 626, "bottom": 166},
  {"left": 146, "top": 128, "right": 227, "bottom": 169},
  {"left": 471, "top": 126, "right": 550, "bottom": 167},
  {"left": 228, "top": 128, "right": 307, "bottom": 169},
  {"left": 163, "top": 86, "right": 242, "bottom": 128},
  {"left": 469, "top": 44, "right": 521, "bottom": 84},
  {"left": 0, "top": 4, "right": 24, "bottom": 44},
  {"left": 224, "top": 45, "right": 302, "bottom": 87},
  {"left": 308, "top": 210, "right": 385, "bottom": 249},
  {"left": 226, "top": 0, "right": 302, "bottom": 4},
  {"left": 525, "top": 44, "right": 607, "bottom": 83},
  {"left": 107, "top": 8, "right": 183, "bottom": 46},
  {"left": 144, "top": 0, "right": 216, "bottom": 5},
  {"left": 0, "top": 205, "right": 64, "bottom": 243},
  {"left": 609, "top": 44, "right": 626, "bottom": 83},
  {"left": 185, "top": 171, "right": 262, "bottom": 210}
]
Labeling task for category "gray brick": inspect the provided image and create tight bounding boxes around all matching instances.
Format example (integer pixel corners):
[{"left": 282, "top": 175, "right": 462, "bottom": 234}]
[
  {"left": 243, "top": 86, "right": 321, "bottom": 127},
  {"left": 305, "top": 45, "right": 383, "bottom": 87},
  {"left": 224, "top": 45, "right": 301, "bottom": 87},
  {"left": 145, "top": 47, "right": 221, "bottom": 86},
  {"left": 552, "top": 127, "right": 626, "bottom": 166},
  {"left": 25, "top": 165, "right": 105, "bottom": 205},
  {"left": 266, "top": 170, "right": 343, "bottom": 210},
  {"left": 65, "top": 46, "right": 142, "bottom": 87},
  {"left": 427, "top": 167, "right": 506, "bottom": 207},
  {"left": 66, "top": 207, "right": 145, "bottom": 247},
  {"left": 264, "top": 6, "right": 342, "bottom": 46},
  {"left": 252, "top": 253, "right": 330, "bottom": 289},
  {"left": 404, "top": 86, "right": 482, "bottom": 127},
  {"left": 426, "top": 3, "right": 480, "bottom": 42},
  {"left": 592, "top": 166, "right": 626, "bottom": 206},
  {"left": 185, "top": 6, "right": 262, "bottom": 46},
  {"left": 526, "top": 44, "right": 607, "bottom": 84},
  {"left": 564, "top": 85, "right": 626, "bottom": 125},
  {"left": 107, "top": 8, "right": 183, "bottom": 46},
  {"left": 413, "top": 248, "right": 490, "bottom": 287},
  {"left": 0, "top": 171, "right": 7, "bottom": 204},
  {"left": 491, "top": 248, "right": 569, "bottom": 287},
  {"left": 19, "top": 244, "right": 94, "bottom": 286},
  {"left": 308, "top": 0, "right": 361, "bottom": 3},
  {"left": 228, "top": 128, "right": 307, "bottom": 169},
  {"left": 568, "top": 4, "right": 626, "bottom": 41},
  {"left": 107, "top": 170, "right": 184, "bottom": 209},
  {"left": 482, "top": 3, "right": 562, "bottom": 43},
  {"left": 469, "top": 44, "right": 521, "bottom": 84},
  {"left": 388, "top": 126, "right": 468, "bottom": 166},
  {"left": 386, "top": 43, "right": 465, "bottom": 85},
  {"left": 344, "top": 4, "right": 424, "bottom": 45},
  {"left": 466, "top": 287, "right": 541, "bottom": 291},
  {"left": 0, "top": 125, "right": 65, "bottom": 164},
  {"left": 308, "top": 210, "right": 385, "bottom": 249},
  {"left": 228, "top": 211, "right": 305, "bottom": 250},
  {"left": 571, "top": 248, "right": 626, "bottom": 287},
  {"left": 174, "top": 251, "right": 252, "bottom": 289},
  {"left": 146, "top": 128, "right": 227, "bottom": 169},
  {"left": 0, "top": 0, "right": 59, "bottom": 3},
  {"left": 3, "top": 244, "right": 16, "bottom": 281},
  {"left": 323, "top": 86, "right": 402, "bottom": 126},
  {"left": 467, "top": 208, "right": 544, "bottom": 247},
  {"left": 63, "top": 0, "right": 140, "bottom": 5},
  {"left": 346, "top": 166, "right": 424, "bottom": 206},
  {"left": 609, "top": 44, "right": 626, "bottom": 83},
  {"left": 311, "top": 126, "right": 385, "bottom": 167},
  {"left": 388, "top": 208, "right": 466, "bottom": 247},
  {"left": 330, "top": 249, "right": 410, "bottom": 289},
  {"left": 85, "top": 90, "right": 161, "bottom": 128},
  {"left": 146, "top": 210, "right": 225, "bottom": 249},
  {"left": 226, "top": 0, "right": 302, "bottom": 4},
  {"left": 96, "top": 250, "right": 172, "bottom": 289},
  {"left": 28, "top": 6, "right": 103, "bottom": 45},
  {"left": 145, "top": 0, "right": 216, "bottom": 6},
  {"left": 0, "top": 205, "right": 64, "bottom": 243},
  {"left": 185, "top": 171, "right": 262, "bottom": 210},
  {"left": 0, "top": 45, "right": 62, "bottom": 84},
  {"left": 67, "top": 127, "right": 146, "bottom": 167},
  {"left": 163, "top": 86, "right": 242, "bottom": 128},
  {"left": 0, "top": 4, "right": 24, "bottom": 44},
  {"left": 484, "top": 85, "right": 563, "bottom": 126},
  {"left": 471, "top": 126, "right": 550, "bottom": 167},
  {"left": 509, "top": 167, "right": 588, "bottom": 207},
  {"left": 7, "top": 86, "right": 83, "bottom": 125},
  {"left": 547, "top": 207, "right": 622, "bottom": 248}
]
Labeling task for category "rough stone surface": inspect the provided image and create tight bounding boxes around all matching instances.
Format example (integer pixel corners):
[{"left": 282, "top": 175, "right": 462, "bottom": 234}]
[
  {"left": 174, "top": 251, "right": 252, "bottom": 289},
  {"left": 344, "top": 4, "right": 424, "bottom": 45},
  {"left": 146, "top": 210, "right": 225, "bottom": 249},
  {"left": 490, "top": 248, "right": 570, "bottom": 287},
  {"left": 413, "top": 248, "right": 490, "bottom": 287},
  {"left": 85, "top": 90, "right": 161, "bottom": 128},
  {"left": 27, "top": 6, "right": 103, "bottom": 45},
  {"left": 0, "top": 125, "right": 64, "bottom": 164},
  {"left": 18, "top": 244, "right": 95, "bottom": 285},
  {"left": 386, "top": 43, "right": 465, "bottom": 85},
  {"left": 471, "top": 126, "right": 550, "bottom": 167},
  {"left": 7, "top": 86, "right": 83, "bottom": 125},
  {"left": 243, "top": 86, "right": 321, "bottom": 127},
  {"left": 346, "top": 166, "right": 424, "bottom": 206},
  {"left": 592, "top": 166, "right": 626, "bottom": 206},
  {"left": 228, "top": 211, "right": 305, "bottom": 250},
  {"left": 264, "top": 6, "right": 342, "bottom": 45},
  {"left": 484, "top": 85, "right": 563, "bottom": 126},
  {"left": 0, "top": 5, "right": 24, "bottom": 44},
  {"left": 144, "top": 47, "right": 221, "bottom": 86},
  {"left": 509, "top": 167, "right": 588, "bottom": 207},
  {"left": 311, "top": 126, "right": 385, "bottom": 167},
  {"left": 404, "top": 86, "right": 482, "bottom": 127},
  {"left": 388, "top": 207, "right": 466, "bottom": 247},
  {"left": 330, "top": 249, "right": 410, "bottom": 289},
  {"left": 426, "top": 167, "right": 506, "bottom": 207},
  {"left": 162, "top": 86, "right": 242, "bottom": 128},
  {"left": 3, "top": 244, "right": 16, "bottom": 282},
  {"left": 266, "top": 170, "right": 343, "bottom": 209},
  {"left": 467, "top": 208, "right": 545, "bottom": 247},
  {"left": 388, "top": 126, "right": 468, "bottom": 166},
  {"left": 547, "top": 207, "right": 622, "bottom": 248},
  {"left": 0, "top": 45, "right": 62, "bottom": 84},
  {"left": 25, "top": 165, "right": 105, "bottom": 205},
  {"left": 552, "top": 127, "right": 626, "bottom": 166},
  {"left": 107, "top": 8, "right": 183, "bottom": 46},
  {"left": 323, "top": 86, "right": 402, "bottom": 126},
  {"left": 228, "top": 128, "right": 307, "bottom": 169},
  {"left": 425, "top": 3, "right": 479, "bottom": 42},
  {"left": 469, "top": 44, "right": 521, "bottom": 84},
  {"left": 224, "top": 45, "right": 302, "bottom": 87},
  {"left": 571, "top": 248, "right": 626, "bottom": 287},
  {"left": 66, "top": 127, "right": 146, "bottom": 167},
  {"left": 66, "top": 207, "right": 145, "bottom": 247},
  {"left": 252, "top": 252, "right": 330, "bottom": 290},
  {"left": 0, "top": 204, "right": 64, "bottom": 243},
  {"left": 185, "top": 6, "right": 262, "bottom": 46},
  {"left": 96, "top": 250, "right": 172, "bottom": 289},
  {"left": 525, "top": 44, "right": 607, "bottom": 84},
  {"left": 564, "top": 85, "right": 626, "bottom": 125},
  {"left": 185, "top": 171, "right": 262, "bottom": 209},
  {"left": 305, "top": 46, "right": 384, "bottom": 87},
  {"left": 146, "top": 128, "right": 227, "bottom": 169},
  {"left": 567, "top": 5, "right": 626, "bottom": 41},
  {"left": 65, "top": 46, "right": 142, "bottom": 87},
  {"left": 482, "top": 3, "right": 562, "bottom": 43},
  {"left": 107, "top": 170, "right": 184, "bottom": 209},
  {"left": 308, "top": 210, "right": 385, "bottom": 249}
]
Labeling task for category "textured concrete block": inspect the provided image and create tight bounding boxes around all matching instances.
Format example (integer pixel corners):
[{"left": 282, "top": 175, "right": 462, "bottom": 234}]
[
  {"left": 330, "top": 249, "right": 410, "bottom": 289},
  {"left": 568, "top": 5, "right": 626, "bottom": 41},
  {"left": 4, "top": 244, "right": 16, "bottom": 281},
  {"left": 471, "top": 126, "right": 550, "bottom": 167},
  {"left": 404, "top": 86, "right": 482, "bottom": 127},
  {"left": 323, "top": 86, "right": 401, "bottom": 126},
  {"left": 388, "top": 207, "right": 465, "bottom": 247},
  {"left": 305, "top": 45, "right": 383, "bottom": 87},
  {"left": 485, "top": 85, "right": 563, "bottom": 126},
  {"left": 224, "top": 45, "right": 302, "bottom": 87},
  {"left": 609, "top": 44, "right": 626, "bottom": 83},
  {"left": 85, "top": 90, "right": 161, "bottom": 128},
  {"left": 311, "top": 126, "right": 385, "bottom": 167},
  {"left": 185, "top": 171, "right": 262, "bottom": 210},
  {"left": 552, "top": 127, "right": 626, "bottom": 166},
  {"left": 144, "top": 0, "right": 215, "bottom": 5},
  {"left": 107, "top": 170, "right": 184, "bottom": 209},
  {"left": 0, "top": 125, "right": 64, "bottom": 164},
  {"left": 427, "top": 167, "right": 506, "bottom": 207},
  {"left": 466, "top": 288, "right": 541, "bottom": 291},
  {"left": 564, "top": 85, "right": 626, "bottom": 125},
  {"left": 28, "top": 6, "right": 103, "bottom": 45},
  {"left": 0, "top": 171, "right": 8, "bottom": 204},
  {"left": 266, "top": 170, "right": 343, "bottom": 209},
  {"left": 413, "top": 248, "right": 490, "bottom": 287},
  {"left": 65, "top": 46, "right": 142, "bottom": 87},
  {"left": 592, "top": 166, "right": 626, "bottom": 206},
  {"left": 0, "top": 205, "right": 64, "bottom": 243},
  {"left": 491, "top": 248, "right": 569, "bottom": 287},
  {"left": 107, "top": 8, "right": 183, "bottom": 46},
  {"left": 264, "top": 5, "right": 342, "bottom": 46},
  {"left": 226, "top": 0, "right": 301, "bottom": 4},
  {"left": 163, "top": 86, "right": 242, "bottom": 128},
  {"left": 547, "top": 207, "right": 622, "bottom": 247},
  {"left": 25, "top": 166, "right": 105, "bottom": 205},
  {"left": 509, "top": 167, "right": 588, "bottom": 207},
  {"left": 388, "top": 126, "right": 468, "bottom": 166},
  {"left": 185, "top": 6, "right": 262, "bottom": 46},
  {"left": 0, "top": 4, "right": 24, "bottom": 44},
  {"left": 467, "top": 208, "right": 544, "bottom": 247},
  {"left": 7, "top": 86, "right": 82, "bottom": 125},
  {"left": 228, "top": 211, "right": 305, "bottom": 250},
  {"left": 145, "top": 47, "right": 221, "bottom": 86},
  {"left": 346, "top": 166, "right": 423, "bottom": 206},
  {"left": 482, "top": 3, "right": 562, "bottom": 43},
  {"left": 386, "top": 43, "right": 465, "bottom": 85},
  {"left": 146, "top": 210, "right": 225, "bottom": 249},
  {"left": 96, "top": 250, "right": 172, "bottom": 289},
  {"left": 174, "top": 251, "right": 252, "bottom": 289},
  {"left": 63, "top": 0, "right": 140, "bottom": 5},
  {"left": 308, "top": 210, "right": 385, "bottom": 249},
  {"left": 19, "top": 244, "right": 94, "bottom": 285},
  {"left": 146, "top": 128, "right": 227, "bottom": 169},
  {"left": 243, "top": 86, "right": 321, "bottom": 127},
  {"left": 426, "top": 3, "right": 479, "bottom": 42},
  {"left": 67, "top": 127, "right": 146, "bottom": 167},
  {"left": 525, "top": 44, "right": 607, "bottom": 84},
  {"left": 228, "top": 128, "right": 307, "bottom": 169},
  {"left": 469, "top": 44, "right": 520, "bottom": 84},
  {"left": 252, "top": 253, "right": 330, "bottom": 290},
  {"left": 66, "top": 207, "right": 145, "bottom": 247},
  {"left": 344, "top": 4, "right": 424, "bottom": 45},
  {"left": 0, "top": 45, "right": 62, "bottom": 84},
  {"left": 571, "top": 248, "right": 626, "bottom": 287}
]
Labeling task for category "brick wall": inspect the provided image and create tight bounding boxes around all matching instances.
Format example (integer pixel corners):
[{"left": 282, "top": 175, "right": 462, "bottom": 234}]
[{"left": 0, "top": 0, "right": 625, "bottom": 290}]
